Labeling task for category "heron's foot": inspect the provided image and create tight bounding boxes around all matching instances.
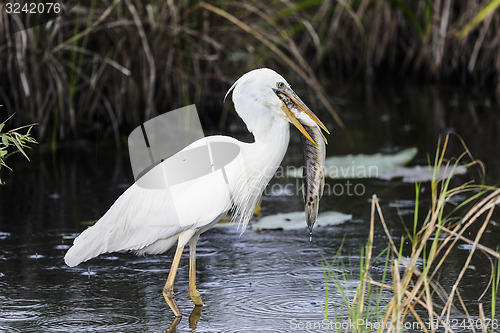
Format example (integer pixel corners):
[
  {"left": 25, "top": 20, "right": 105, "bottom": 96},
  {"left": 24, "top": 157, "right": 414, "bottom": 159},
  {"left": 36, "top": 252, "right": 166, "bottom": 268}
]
[
  {"left": 163, "top": 287, "right": 182, "bottom": 317},
  {"left": 188, "top": 288, "right": 203, "bottom": 306}
]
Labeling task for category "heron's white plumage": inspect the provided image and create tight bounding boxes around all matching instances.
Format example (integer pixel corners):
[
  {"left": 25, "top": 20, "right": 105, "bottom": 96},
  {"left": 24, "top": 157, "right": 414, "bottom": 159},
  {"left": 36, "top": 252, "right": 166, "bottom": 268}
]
[{"left": 64, "top": 68, "right": 293, "bottom": 267}]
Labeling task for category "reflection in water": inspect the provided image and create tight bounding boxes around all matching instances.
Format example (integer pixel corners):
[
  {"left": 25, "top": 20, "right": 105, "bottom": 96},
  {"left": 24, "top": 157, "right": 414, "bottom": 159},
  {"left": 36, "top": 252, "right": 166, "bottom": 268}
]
[
  {"left": 0, "top": 85, "right": 499, "bottom": 332},
  {"left": 188, "top": 306, "right": 203, "bottom": 329},
  {"left": 166, "top": 305, "right": 202, "bottom": 332},
  {"left": 167, "top": 315, "right": 182, "bottom": 332}
]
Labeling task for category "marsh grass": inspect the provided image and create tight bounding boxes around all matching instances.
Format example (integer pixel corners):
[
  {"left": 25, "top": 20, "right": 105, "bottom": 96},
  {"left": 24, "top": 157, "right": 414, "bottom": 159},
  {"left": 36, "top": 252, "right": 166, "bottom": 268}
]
[
  {"left": 323, "top": 134, "right": 500, "bottom": 332},
  {"left": 320, "top": 241, "right": 392, "bottom": 332},
  {"left": 493, "top": 256, "right": 500, "bottom": 318},
  {"left": 1, "top": 1, "right": 499, "bottom": 145},
  {"left": 0, "top": 111, "right": 37, "bottom": 184}
]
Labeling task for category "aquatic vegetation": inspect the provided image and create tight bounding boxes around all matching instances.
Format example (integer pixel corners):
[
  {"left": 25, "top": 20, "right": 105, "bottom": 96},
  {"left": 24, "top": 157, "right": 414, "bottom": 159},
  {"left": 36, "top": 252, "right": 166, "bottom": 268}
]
[
  {"left": 491, "top": 256, "right": 500, "bottom": 327},
  {"left": 1, "top": 1, "right": 499, "bottom": 145},
  {"left": 322, "top": 134, "right": 500, "bottom": 332},
  {"left": 287, "top": 148, "right": 418, "bottom": 179},
  {"left": 250, "top": 211, "right": 351, "bottom": 231},
  {"left": 0, "top": 111, "right": 37, "bottom": 184},
  {"left": 287, "top": 147, "right": 467, "bottom": 182}
]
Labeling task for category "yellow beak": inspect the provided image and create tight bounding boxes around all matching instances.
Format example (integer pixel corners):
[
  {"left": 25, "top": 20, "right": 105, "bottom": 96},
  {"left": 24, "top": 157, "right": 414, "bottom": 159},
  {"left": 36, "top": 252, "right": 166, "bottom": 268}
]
[{"left": 275, "top": 87, "right": 330, "bottom": 147}]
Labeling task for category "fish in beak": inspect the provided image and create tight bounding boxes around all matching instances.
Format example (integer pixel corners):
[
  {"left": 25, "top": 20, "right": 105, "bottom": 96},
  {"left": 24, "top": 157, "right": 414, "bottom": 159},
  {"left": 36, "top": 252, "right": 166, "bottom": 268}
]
[
  {"left": 274, "top": 86, "right": 329, "bottom": 235},
  {"left": 273, "top": 86, "right": 329, "bottom": 146}
]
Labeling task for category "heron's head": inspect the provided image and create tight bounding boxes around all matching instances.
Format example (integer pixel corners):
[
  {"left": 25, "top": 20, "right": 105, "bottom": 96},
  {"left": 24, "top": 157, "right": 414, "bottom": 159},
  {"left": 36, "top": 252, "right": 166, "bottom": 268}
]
[{"left": 225, "top": 68, "right": 329, "bottom": 145}]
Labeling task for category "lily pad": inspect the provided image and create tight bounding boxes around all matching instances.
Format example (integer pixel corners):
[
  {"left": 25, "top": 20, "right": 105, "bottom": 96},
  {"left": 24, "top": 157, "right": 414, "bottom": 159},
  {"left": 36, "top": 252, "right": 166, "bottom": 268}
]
[
  {"left": 250, "top": 211, "right": 351, "bottom": 230},
  {"left": 287, "top": 147, "right": 417, "bottom": 179},
  {"left": 379, "top": 165, "right": 467, "bottom": 183},
  {"left": 286, "top": 147, "right": 467, "bottom": 182}
]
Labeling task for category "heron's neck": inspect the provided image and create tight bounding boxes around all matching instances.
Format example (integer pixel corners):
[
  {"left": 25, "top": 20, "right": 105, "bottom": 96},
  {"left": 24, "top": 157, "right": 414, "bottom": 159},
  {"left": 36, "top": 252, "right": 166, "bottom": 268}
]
[
  {"left": 248, "top": 118, "right": 290, "bottom": 172},
  {"left": 231, "top": 117, "right": 290, "bottom": 229}
]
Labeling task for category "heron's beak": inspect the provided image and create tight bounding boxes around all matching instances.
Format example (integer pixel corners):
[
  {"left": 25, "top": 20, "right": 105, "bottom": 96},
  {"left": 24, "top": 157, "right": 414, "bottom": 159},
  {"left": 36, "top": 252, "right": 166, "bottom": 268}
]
[{"left": 274, "top": 88, "right": 330, "bottom": 147}]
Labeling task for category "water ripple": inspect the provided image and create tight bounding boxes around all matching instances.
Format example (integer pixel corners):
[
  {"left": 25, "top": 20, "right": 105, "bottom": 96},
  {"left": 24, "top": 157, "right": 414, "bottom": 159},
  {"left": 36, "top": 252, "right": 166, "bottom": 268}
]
[
  {"left": 37, "top": 311, "right": 141, "bottom": 332},
  {"left": 0, "top": 231, "right": 11, "bottom": 240},
  {"left": 0, "top": 326, "right": 21, "bottom": 333},
  {"left": 222, "top": 327, "right": 287, "bottom": 333},
  {"left": 0, "top": 300, "right": 42, "bottom": 322},
  {"left": 123, "top": 256, "right": 170, "bottom": 273}
]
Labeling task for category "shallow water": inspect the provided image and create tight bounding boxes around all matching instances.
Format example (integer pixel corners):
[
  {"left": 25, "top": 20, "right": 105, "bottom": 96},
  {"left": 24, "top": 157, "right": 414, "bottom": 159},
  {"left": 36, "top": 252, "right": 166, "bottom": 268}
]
[{"left": 1, "top": 84, "right": 499, "bottom": 332}]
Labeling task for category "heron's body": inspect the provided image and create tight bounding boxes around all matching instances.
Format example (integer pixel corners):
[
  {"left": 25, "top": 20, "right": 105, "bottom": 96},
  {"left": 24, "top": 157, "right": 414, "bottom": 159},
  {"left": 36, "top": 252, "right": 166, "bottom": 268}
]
[
  {"left": 65, "top": 129, "right": 289, "bottom": 265},
  {"left": 64, "top": 68, "right": 328, "bottom": 317}
]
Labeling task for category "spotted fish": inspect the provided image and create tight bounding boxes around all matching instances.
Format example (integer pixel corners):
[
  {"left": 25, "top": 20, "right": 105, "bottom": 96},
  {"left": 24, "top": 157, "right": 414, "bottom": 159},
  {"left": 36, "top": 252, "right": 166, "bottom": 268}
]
[
  {"left": 299, "top": 124, "right": 326, "bottom": 234},
  {"left": 276, "top": 91, "right": 327, "bottom": 234}
]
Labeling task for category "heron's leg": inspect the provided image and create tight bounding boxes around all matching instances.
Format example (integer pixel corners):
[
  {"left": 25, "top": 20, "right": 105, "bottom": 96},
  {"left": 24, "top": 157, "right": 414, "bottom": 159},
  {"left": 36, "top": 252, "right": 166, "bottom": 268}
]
[
  {"left": 188, "top": 235, "right": 203, "bottom": 306},
  {"left": 163, "top": 244, "right": 185, "bottom": 317}
]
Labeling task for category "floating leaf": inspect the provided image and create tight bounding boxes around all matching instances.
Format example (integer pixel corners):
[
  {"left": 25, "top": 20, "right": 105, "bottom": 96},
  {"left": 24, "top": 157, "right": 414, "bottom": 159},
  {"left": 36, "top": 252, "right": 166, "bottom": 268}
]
[
  {"left": 250, "top": 211, "right": 351, "bottom": 230},
  {"left": 378, "top": 165, "right": 467, "bottom": 183},
  {"left": 287, "top": 147, "right": 418, "bottom": 179},
  {"left": 286, "top": 148, "right": 467, "bottom": 182}
]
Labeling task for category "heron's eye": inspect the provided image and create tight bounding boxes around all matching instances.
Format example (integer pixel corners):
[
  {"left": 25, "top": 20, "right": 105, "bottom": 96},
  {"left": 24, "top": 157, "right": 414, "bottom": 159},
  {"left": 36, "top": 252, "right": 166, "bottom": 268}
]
[{"left": 276, "top": 82, "right": 285, "bottom": 89}]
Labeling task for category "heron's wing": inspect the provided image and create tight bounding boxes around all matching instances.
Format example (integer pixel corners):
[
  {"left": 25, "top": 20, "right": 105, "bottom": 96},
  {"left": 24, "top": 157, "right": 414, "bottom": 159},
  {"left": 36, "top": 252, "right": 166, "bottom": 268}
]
[
  {"left": 65, "top": 136, "right": 242, "bottom": 267},
  {"left": 65, "top": 170, "right": 233, "bottom": 266}
]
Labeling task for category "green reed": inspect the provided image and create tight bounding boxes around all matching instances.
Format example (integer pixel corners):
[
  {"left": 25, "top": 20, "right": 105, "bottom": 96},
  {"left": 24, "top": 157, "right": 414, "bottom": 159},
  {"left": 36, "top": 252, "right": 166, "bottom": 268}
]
[{"left": 321, "top": 134, "right": 500, "bottom": 332}]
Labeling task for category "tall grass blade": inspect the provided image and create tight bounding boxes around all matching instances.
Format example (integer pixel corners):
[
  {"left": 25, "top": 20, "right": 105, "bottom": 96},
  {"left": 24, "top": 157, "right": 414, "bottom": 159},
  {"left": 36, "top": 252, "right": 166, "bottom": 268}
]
[{"left": 458, "top": 0, "right": 500, "bottom": 38}]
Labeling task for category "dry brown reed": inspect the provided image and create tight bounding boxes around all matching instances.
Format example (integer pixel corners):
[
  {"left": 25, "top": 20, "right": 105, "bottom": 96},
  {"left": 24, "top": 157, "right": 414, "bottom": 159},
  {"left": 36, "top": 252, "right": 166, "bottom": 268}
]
[
  {"left": 0, "top": 1, "right": 499, "bottom": 146},
  {"left": 351, "top": 134, "right": 500, "bottom": 332}
]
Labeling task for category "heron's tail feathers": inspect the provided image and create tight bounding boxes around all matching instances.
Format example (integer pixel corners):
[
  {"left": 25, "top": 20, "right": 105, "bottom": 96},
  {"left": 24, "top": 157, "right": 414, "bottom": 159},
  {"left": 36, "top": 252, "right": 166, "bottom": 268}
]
[
  {"left": 64, "top": 184, "right": 180, "bottom": 267},
  {"left": 64, "top": 186, "right": 137, "bottom": 267},
  {"left": 64, "top": 222, "right": 108, "bottom": 267}
]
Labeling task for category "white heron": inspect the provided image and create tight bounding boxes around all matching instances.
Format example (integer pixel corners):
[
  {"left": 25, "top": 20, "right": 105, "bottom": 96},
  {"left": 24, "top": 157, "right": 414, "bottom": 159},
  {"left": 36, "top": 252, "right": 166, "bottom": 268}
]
[{"left": 64, "top": 68, "right": 329, "bottom": 317}]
